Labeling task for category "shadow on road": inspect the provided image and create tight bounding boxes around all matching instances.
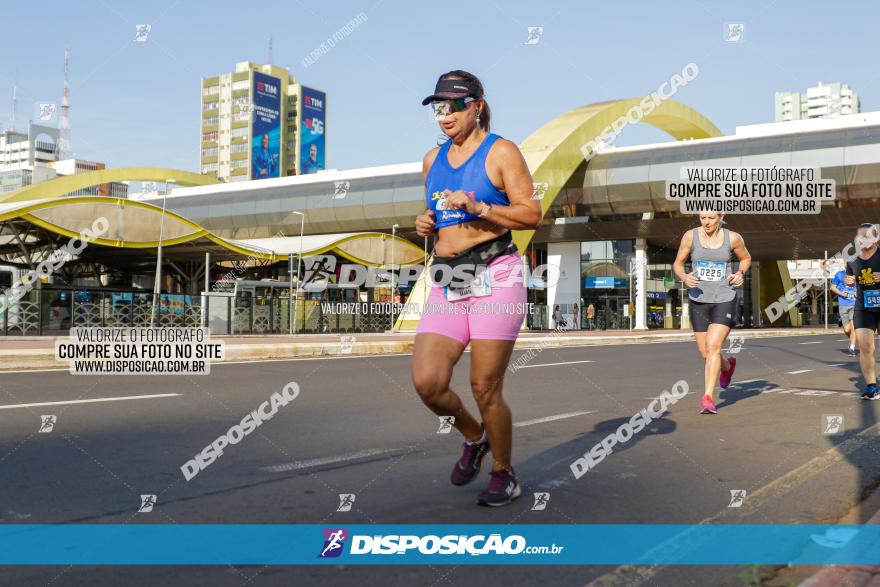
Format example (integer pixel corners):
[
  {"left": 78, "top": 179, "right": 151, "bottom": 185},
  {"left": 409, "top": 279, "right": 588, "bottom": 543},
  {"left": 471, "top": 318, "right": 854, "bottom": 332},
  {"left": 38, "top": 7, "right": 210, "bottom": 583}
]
[
  {"left": 716, "top": 380, "right": 767, "bottom": 410},
  {"left": 518, "top": 413, "right": 678, "bottom": 490}
]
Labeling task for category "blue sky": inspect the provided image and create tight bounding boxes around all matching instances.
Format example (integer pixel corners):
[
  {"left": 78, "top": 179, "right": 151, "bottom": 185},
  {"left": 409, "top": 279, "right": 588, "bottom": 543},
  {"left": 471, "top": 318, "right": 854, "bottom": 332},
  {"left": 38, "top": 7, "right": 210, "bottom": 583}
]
[{"left": 0, "top": 0, "right": 877, "bottom": 172}]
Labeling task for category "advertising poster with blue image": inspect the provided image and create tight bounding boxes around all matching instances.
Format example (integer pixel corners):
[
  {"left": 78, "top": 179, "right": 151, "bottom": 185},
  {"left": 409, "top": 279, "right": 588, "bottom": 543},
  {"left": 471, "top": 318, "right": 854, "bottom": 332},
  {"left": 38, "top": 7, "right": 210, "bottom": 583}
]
[
  {"left": 251, "top": 71, "right": 281, "bottom": 180},
  {"left": 300, "top": 86, "right": 326, "bottom": 174}
]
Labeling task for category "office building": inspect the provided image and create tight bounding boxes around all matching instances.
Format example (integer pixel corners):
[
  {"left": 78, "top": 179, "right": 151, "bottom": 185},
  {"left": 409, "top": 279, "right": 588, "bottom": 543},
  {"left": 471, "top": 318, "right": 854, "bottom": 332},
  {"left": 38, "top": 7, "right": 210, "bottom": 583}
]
[
  {"left": 775, "top": 82, "right": 859, "bottom": 121},
  {"left": 199, "top": 61, "right": 327, "bottom": 182},
  {"left": 0, "top": 125, "right": 126, "bottom": 196}
]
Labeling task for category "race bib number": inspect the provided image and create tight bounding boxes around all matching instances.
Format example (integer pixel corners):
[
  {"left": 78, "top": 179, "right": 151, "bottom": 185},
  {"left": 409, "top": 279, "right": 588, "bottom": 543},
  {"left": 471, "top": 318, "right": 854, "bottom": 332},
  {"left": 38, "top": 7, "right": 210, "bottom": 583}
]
[
  {"left": 444, "top": 267, "right": 491, "bottom": 301},
  {"left": 864, "top": 290, "right": 880, "bottom": 308},
  {"left": 696, "top": 260, "right": 726, "bottom": 282}
]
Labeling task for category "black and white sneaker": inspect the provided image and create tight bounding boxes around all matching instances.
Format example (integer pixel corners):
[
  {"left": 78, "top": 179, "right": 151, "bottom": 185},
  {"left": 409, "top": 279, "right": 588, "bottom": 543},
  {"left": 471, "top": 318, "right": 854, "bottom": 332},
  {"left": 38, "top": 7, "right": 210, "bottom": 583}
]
[
  {"left": 848, "top": 345, "right": 857, "bottom": 357},
  {"left": 862, "top": 384, "right": 879, "bottom": 401}
]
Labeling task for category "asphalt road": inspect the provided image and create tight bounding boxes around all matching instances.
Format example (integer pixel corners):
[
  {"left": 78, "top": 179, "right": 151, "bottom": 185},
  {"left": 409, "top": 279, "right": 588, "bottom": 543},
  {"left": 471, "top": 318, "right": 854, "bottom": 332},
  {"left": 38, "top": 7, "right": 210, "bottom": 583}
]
[{"left": 1, "top": 333, "right": 879, "bottom": 586}]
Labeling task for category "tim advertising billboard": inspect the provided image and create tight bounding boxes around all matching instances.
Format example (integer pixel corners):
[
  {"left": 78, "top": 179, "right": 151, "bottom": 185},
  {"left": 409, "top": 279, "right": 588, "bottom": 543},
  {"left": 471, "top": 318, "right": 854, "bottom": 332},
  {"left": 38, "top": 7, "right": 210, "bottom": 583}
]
[
  {"left": 299, "top": 86, "right": 325, "bottom": 174},
  {"left": 251, "top": 71, "right": 281, "bottom": 179}
]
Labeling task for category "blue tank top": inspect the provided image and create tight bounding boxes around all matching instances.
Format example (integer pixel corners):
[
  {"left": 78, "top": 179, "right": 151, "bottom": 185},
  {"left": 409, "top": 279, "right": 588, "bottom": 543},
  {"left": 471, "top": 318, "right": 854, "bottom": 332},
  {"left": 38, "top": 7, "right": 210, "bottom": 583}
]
[{"left": 425, "top": 133, "right": 510, "bottom": 230}]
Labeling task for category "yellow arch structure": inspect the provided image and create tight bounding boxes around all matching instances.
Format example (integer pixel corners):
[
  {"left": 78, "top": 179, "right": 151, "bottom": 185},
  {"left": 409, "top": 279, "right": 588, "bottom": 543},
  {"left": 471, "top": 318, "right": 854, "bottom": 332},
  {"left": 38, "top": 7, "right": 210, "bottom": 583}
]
[
  {"left": 0, "top": 196, "right": 424, "bottom": 266},
  {"left": 395, "top": 98, "right": 723, "bottom": 330},
  {"left": 0, "top": 167, "right": 219, "bottom": 204},
  {"left": 512, "top": 97, "right": 722, "bottom": 252}
]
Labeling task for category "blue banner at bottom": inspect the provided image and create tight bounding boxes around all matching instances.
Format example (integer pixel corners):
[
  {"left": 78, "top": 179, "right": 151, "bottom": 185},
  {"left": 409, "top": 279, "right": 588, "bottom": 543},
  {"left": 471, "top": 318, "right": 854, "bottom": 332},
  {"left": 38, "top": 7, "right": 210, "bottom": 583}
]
[{"left": 0, "top": 524, "right": 877, "bottom": 565}]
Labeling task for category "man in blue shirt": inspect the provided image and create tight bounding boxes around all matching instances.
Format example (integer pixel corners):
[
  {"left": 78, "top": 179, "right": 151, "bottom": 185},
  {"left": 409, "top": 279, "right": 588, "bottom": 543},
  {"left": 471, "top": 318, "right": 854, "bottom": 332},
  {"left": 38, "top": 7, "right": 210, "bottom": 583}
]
[
  {"left": 302, "top": 143, "right": 322, "bottom": 174},
  {"left": 253, "top": 133, "right": 278, "bottom": 178},
  {"left": 832, "top": 266, "right": 857, "bottom": 356}
]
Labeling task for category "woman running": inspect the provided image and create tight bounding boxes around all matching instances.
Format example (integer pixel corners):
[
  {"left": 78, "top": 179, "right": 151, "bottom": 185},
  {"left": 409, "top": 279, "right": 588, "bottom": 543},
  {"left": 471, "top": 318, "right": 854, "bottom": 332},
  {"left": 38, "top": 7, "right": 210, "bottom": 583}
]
[
  {"left": 411, "top": 70, "right": 542, "bottom": 506},
  {"left": 673, "top": 212, "right": 751, "bottom": 414}
]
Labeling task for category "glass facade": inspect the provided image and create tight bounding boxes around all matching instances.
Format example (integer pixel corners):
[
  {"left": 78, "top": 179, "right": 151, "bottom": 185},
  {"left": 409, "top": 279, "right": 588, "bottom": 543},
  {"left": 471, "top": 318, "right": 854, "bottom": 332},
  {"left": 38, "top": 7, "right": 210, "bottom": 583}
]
[
  {"left": 579, "top": 239, "right": 633, "bottom": 330},
  {"left": 0, "top": 169, "right": 32, "bottom": 193},
  {"left": 645, "top": 262, "right": 679, "bottom": 329}
]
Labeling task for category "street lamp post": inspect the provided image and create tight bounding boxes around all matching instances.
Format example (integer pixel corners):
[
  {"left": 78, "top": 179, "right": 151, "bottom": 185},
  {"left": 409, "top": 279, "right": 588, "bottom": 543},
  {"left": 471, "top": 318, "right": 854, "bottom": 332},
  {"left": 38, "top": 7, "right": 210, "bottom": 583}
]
[
  {"left": 390, "top": 224, "right": 399, "bottom": 332},
  {"left": 288, "top": 253, "right": 295, "bottom": 335},
  {"left": 291, "top": 211, "right": 305, "bottom": 335},
  {"left": 150, "top": 179, "right": 175, "bottom": 327}
]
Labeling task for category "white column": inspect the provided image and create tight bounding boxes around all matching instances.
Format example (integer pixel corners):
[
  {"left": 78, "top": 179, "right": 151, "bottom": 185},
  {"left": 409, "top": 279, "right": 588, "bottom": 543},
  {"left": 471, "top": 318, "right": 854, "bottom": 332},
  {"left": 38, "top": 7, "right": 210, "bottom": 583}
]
[
  {"left": 634, "top": 238, "right": 648, "bottom": 330},
  {"left": 547, "top": 242, "right": 581, "bottom": 328},
  {"left": 664, "top": 295, "right": 673, "bottom": 329},
  {"left": 519, "top": 253, "right": 531, "bottom": 331}
]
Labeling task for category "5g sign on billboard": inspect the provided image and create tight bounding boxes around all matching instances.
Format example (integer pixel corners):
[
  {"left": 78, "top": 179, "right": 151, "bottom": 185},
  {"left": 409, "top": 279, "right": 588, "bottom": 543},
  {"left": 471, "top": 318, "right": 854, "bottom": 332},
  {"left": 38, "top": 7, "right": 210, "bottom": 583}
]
[{"left": 300, "top": 86, "right": 326, "bottom": 174}]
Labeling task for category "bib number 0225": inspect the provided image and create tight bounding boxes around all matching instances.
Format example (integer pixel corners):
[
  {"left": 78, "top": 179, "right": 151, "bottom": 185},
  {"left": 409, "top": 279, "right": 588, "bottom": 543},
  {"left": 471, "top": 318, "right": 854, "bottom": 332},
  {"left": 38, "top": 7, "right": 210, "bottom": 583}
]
[{"left": 696, "top": 260, "right": 726, "bottom": 282}]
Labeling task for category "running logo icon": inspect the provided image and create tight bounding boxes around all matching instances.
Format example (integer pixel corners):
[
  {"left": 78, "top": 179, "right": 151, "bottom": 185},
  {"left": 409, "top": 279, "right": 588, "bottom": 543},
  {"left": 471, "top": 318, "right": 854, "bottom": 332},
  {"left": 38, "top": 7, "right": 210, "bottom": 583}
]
[
  {"left": 531, "top": 182, "right": 548, "bottom": 201},
  {"left": 629, "top": 258, "right": 647, "bottom": 276},
  {"left": 524, "top": 26, "right": 544, "bottom": 45},
  {"left": 134, "top": 24, "right": 151, "bottom": 42},
  {"left": 142, "top": 182, "right": 159, "bottom": 197},
  {"left": 319, "top": 528, "right": 348, "bottom": 558},
  {"left": 38, "top": 415, "right": 56, "bottom": 433},
  {"left": 303, "top": 255, "right": 337, "bottom": 291},
  {"left": 138, "top": 494, "right": 157, "bottom": 513},
  {"left": 827, "top": 102, "right": 842, "bottom": 119},
  {"left": 727, "top": 336, "right": 745, "bottom": 354},
  {"left": 724, "top": 23, "right": 745, "bottom": 43},
  {"left": 339, "top": 336, "right": 355, "bottom": 354},
  {"left": 437, "top": 416, "right": 455, "bottom": 434},
  {"left": 337, "top": 494, "right": 355, "bottom": 512},
  {"left": 38, "top": 103, "right": 57, "bottom": 122},
  {"left": 823, "top": 415, "right": 844, "bottom": 435},
  {"left": 334, "top": 181, "right": 350, "bottom": 199},
  {"left": 728, "top": 490, "right": 746, "bottom": 508},
  {"left": 531, "top": 492, "right": 550, "bottom": 511}
]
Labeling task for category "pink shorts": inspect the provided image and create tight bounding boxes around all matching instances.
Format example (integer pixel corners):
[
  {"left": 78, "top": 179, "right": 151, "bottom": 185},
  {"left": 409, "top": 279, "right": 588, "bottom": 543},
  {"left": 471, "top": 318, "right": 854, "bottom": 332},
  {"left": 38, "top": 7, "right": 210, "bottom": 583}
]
[{"left": 416, "top": 252, "right": 527, "bottom": 346}]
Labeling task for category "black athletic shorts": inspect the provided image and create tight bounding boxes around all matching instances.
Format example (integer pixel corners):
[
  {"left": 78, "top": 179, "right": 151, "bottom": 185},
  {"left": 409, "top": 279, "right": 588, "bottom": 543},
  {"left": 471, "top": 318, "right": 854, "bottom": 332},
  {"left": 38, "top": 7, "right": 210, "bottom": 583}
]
[
  {"left": 853, "top": 308, "right": 880, "bottom": 331},
  {"left": 689, "top": 299, "right": 737, "bottom": 332}
]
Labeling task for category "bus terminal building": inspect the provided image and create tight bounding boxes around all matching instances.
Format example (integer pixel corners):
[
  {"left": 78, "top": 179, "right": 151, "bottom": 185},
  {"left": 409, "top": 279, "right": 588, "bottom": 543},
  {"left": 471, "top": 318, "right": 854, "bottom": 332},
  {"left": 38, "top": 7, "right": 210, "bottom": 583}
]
[{"left": 1, "top": 99, "right": 879, "bottom": 335}]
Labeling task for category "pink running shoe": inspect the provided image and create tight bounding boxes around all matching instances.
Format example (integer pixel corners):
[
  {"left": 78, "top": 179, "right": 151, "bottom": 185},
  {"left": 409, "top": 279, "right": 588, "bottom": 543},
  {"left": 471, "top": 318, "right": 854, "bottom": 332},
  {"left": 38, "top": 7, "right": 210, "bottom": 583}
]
[
  {"left": 700, "top": 395, "right": 717, "bottom": 414},
  {"left": 719, "top": 356, "right": 737, "bottom": 389}
]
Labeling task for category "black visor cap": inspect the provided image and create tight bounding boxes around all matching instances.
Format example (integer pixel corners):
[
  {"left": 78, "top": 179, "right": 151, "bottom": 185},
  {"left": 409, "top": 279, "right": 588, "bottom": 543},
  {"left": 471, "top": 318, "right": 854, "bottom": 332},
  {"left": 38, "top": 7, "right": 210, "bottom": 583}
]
[{"left": 421, "top": 78, "right": 483, "bottom": 105}]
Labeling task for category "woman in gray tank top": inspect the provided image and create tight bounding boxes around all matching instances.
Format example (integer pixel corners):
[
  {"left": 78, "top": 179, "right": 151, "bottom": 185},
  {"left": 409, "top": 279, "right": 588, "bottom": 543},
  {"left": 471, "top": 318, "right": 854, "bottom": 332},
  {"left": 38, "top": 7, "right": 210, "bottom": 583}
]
[{"left": 673, "top": 213, "right": 752, "bottom": 414}]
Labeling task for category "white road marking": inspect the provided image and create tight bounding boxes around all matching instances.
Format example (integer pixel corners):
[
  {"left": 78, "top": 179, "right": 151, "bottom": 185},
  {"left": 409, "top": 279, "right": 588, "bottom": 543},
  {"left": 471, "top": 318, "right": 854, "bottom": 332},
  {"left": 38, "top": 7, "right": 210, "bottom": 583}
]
[
  {"left": 829, "top": 363, "right": 846, "bottom": 367},
  {"left": 261, "top": 448, "right": 401, "bottom": 473},
  {"left": 787, "top": 369, "right": 812, "bottom": 375},
  {"left": 513, "top": 360, "right": 594, "bottom": 369},
  {"left": 514, "top": 411, "right": 596, "bottom": 427},
  {"left": 733, "top": 378, "right": 761, "bottom": 385},
  {"left": 0, "top": 393, "right": 180, "bottom": 410},
  {"left": 798, "top": 341, "right": 823, "bottom": 345},
  {"left": 645, "top": 392, "right": 695, "bottom": 400},
  {"left": 263, "top": 412, "right": 598, "bottom": 473}
]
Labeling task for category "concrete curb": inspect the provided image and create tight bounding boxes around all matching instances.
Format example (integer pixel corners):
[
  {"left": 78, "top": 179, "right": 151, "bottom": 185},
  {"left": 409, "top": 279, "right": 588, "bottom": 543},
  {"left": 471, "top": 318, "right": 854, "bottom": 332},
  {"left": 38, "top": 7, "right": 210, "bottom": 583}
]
[{"left": 0, "top": 328, "right": 834, "bottom": 371}]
